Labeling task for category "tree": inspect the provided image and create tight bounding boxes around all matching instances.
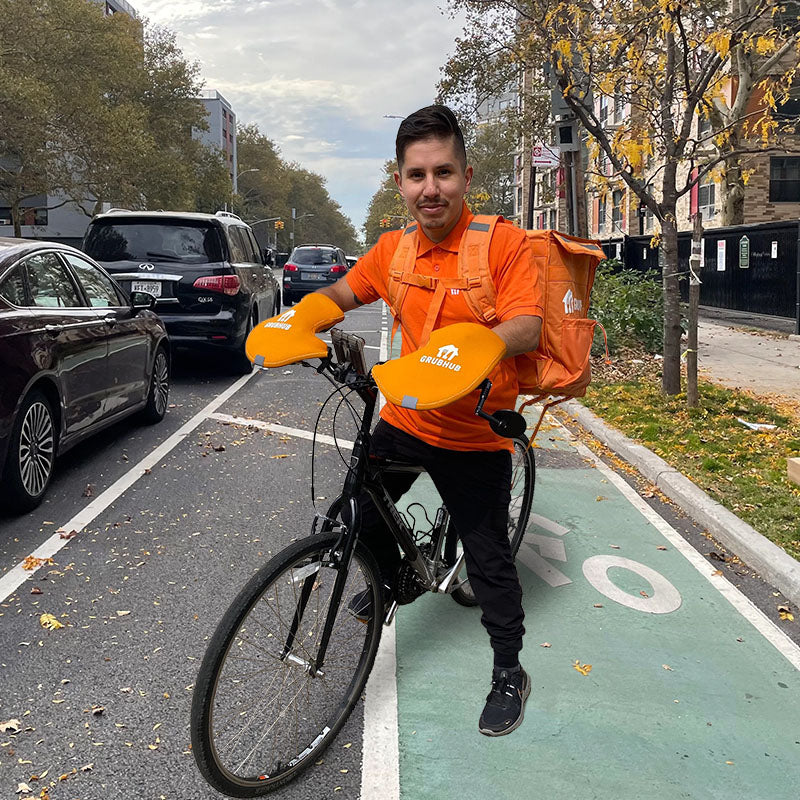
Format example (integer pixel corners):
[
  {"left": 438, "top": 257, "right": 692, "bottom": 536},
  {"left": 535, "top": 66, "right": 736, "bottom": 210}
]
[
  {"left": 443, "top": 0, "right": 800, "bottom": 395},
  {"left": 466, "top": 120, "right": 518, "bottom": 217},
  {"left": 0, "top": 0, "right": 221, "bottom": 235},
  {"left": 363, "top": 160, "right": 409, "bottom": 248},
  {"left": 236, "top": 123, "right": 360, "bottom": 254}
]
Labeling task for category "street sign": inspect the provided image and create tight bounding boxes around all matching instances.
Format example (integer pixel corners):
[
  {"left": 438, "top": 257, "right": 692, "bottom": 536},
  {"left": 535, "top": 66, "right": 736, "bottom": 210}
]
[
  {"left": 531, "top": 142, "right": 560, "bottom": 168},
  {"left": 739, "top": 235, "right": 750, "bottom": 268}
]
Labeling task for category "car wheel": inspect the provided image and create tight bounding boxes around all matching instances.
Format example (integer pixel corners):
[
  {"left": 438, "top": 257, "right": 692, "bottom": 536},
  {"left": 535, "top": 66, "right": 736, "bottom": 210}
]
[
  {"left": 283, "top": 291, "right": 294, "bottom": 306},
  {"left": 1, "top": 390, "right": 56, "bottom": 513},
  {"left": 232, "top": 311, "right": 255, "bottom": 375},
  {"left": 141, "top": 345, "right": 170, "bottom": 424},
  {"left": 273, "top": 291, "right": 281, "bottom": 316}
]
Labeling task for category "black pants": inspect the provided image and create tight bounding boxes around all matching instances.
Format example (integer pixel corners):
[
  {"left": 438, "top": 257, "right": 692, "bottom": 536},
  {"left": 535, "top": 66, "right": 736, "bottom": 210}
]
[{"left": 359, "top": 420, "right": 525, "bottom": 662}]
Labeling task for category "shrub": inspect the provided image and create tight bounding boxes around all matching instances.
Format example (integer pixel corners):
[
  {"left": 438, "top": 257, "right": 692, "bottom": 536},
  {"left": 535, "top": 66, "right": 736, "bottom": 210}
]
[{"left": 590, "top": 259, "right": 663, "bottom": 354}]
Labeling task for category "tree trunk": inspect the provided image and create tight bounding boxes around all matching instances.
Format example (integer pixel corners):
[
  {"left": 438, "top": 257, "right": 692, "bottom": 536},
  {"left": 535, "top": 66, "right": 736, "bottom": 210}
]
[
  {"left": 660, "top": 214, "right": 682, "bottom": 395},
  {"left": 11, "top": 200, "right": 22, "bottom": 238},
  {"left": 721, "top": 158, "right": 745, "bottom": 226}
]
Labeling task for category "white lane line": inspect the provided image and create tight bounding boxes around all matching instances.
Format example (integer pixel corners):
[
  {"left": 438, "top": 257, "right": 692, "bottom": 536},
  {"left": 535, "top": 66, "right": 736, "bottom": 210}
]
[
  {"left": 361, "top": 302, "right": 400, "bottom": 800},
  {"left": 550, "top": 416, "right": 800, "bottom": 671},
  {"left": 208, "top": 412, "right": 353, "bottom": 450},
  {"left": 0, "top": 372, "right": 257, "bottom": 603}
]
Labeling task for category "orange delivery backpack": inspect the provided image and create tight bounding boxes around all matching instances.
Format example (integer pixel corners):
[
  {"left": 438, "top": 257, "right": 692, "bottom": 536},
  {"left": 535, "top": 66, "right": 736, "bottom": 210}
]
[{"left": 386, "top": 215, "right": 606, "bottom": 436}]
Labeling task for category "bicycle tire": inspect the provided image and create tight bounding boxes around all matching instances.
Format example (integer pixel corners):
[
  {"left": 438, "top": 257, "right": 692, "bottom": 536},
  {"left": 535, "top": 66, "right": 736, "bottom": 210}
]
[
  {"left": 191, "top": 533, "right": 383, "bottom": 797},
  {"left": 450, "top": 433, "right": 535, "bottom": 607}
]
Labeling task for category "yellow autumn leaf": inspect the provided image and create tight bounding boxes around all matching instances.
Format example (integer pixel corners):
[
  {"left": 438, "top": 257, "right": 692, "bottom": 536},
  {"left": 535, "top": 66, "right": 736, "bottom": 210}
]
[
  {"left": 39, "top": 613, "right": 64, "bottom": 631},
  {"left": 779, "top": 610, "right": 794, "bottom": 621},
  {"left": 573, "top": 660, "right": 592, "bottom": 676}
]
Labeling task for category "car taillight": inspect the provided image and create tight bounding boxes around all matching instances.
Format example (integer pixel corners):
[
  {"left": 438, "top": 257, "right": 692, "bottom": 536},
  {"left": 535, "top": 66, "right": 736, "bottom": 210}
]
[
  {"left": 283, "top": 263, "right": 298, "bottom": 272},
  {"left": 330, "top": 265, "right": 347, "bottom": 274},
  {"left": 193, "top": 275, "right": 240, "bottom": 296}
]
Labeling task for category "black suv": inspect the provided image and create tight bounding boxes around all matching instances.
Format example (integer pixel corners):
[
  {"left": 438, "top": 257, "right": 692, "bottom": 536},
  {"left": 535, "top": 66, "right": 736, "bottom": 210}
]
[
  {"left": 83, "top": 210, "right": 281, "bottom": 372},
  {"left": 282, "top": 244, "right": 350, "bottom": 305}
]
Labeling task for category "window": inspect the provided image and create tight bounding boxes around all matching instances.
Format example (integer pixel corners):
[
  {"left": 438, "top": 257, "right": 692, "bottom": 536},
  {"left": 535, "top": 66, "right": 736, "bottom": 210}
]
[
  {"left": 24, "top": 253, "right": 82, "bottom": 308},
  {"left": 227, "top": 227, "right": 248, "bottom": 262},
  {"left": 597, "top": 196, "right": 607, "bottom": 233},
  {"left": 0, "top": 266, "right": 26, "bottom": 305},
  {"left": 244, "top": 228, "right": 263, "bottom": 263},
  {"left": 612, "top": 189, "right": 624, "bottom": 232},
  {"left": 697, "top": 112, "right": 712, "bottom": 138},
  {"left": 63, "top": 254, "right": 122, "bottom": 307},
  {"left": 770, "top": 156, "right": 800, "bottom": 201},
  {"left": 599, "top": 95, "right": 609, "bottom": 126},
  {"left": 612, "top": 93, "right": 625, "bottom": 125},
  {"left": 697, "top": 176, "right": 716, "bottom": 219},
  {"left": 84, "top": 221, "right": 224, "bottom": 263}
]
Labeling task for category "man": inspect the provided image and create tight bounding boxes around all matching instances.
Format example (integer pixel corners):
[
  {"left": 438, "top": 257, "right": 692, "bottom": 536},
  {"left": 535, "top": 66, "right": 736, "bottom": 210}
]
[{"left": 318, "top": 105, "right": 543, "bottom": 736}]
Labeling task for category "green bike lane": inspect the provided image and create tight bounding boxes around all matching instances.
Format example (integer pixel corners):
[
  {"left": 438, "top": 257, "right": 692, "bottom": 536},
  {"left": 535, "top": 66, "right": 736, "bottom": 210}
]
[{"left": 376, "top": 416, "right": 800, "bottom": 800}]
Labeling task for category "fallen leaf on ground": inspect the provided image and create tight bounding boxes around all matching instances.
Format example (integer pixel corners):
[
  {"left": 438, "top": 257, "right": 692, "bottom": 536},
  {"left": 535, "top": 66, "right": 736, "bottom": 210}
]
[
  {"left": 0, "top": 719, "right": 21, "bottom": 734},
  {"left": 116, "top": 611, "right": 131, "bottom": 617},
  {"left": 15, "top": 783, "right": 32, "bottom": 794},
  {"left": 270, "top": 454, "right": 290, "bottom": 459},
  {"left": 39, "top": 613, "right": 64, "bottom": 630},
  {"left": 662, "top": 664, "right": 673, "bottom": 671},
  {"left": 30, "top": 587, "right": 43, "bottom": 595},
  {"left": 540, "top": 642, "right": 551, "bottom": 648},
  {"left": 778, "top": 605, "right": 794, "bottom": 621},
  {"left": 656, "top": 546, "right": 667, "bottom": 551},
  {"left": 58, "top": 531, "right": 77, "bottom": 540},
  {"left": 573, "top": 660, "right": 592, "bottom": 676},
  {"left": 82, "top": 484, "right": 94, "bottom": 497},
  {"left": 22, "top": 557, "right": 54, "bottom": 571}
]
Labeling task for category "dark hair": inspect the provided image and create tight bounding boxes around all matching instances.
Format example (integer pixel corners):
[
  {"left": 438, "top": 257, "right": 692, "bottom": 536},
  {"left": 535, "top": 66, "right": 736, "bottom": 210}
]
[{"left": 395, "top": 105, "right": 467, "bottom": 170}]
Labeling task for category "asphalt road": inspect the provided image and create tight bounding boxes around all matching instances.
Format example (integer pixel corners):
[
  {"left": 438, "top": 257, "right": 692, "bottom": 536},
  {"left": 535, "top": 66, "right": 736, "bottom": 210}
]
[{"left": 0, "top": 303, "right": 386, "bottom": 800}]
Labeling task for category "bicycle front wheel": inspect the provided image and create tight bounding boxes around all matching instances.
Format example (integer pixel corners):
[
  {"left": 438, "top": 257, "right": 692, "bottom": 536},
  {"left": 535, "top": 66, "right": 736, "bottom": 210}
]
[
  {"left": 191, "top": 533, "right": 383, "bottom": 797},
  {"left": 450, "top": 434, "right": 535, "bottom": 607}
]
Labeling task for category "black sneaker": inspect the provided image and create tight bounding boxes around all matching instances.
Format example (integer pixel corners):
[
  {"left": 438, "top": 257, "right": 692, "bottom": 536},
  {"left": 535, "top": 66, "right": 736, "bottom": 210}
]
[
  {"left": 347, "top": 585, "right": 391, "bottom": 624},
  {"left": 478, "top": 666, "right": 531, "bottom": 736}
]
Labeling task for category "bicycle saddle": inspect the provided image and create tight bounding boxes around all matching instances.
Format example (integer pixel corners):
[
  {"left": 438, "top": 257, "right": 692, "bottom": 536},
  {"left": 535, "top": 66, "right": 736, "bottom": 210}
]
[
  {"left": 373, "top": 323, "right": 506, "bottom": 410},
  {"left": 245, "top": 293, "right": 345, "bottom": 367}
]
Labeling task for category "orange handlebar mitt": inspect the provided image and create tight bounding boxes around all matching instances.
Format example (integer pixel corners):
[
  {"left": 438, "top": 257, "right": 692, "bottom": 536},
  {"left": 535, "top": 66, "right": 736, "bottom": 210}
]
[
  {"left": 245, "top": 292, "right": 345, "bottom": 368},
  {"left": 373, "top": 323, "right": 507, "bottom": 410}
]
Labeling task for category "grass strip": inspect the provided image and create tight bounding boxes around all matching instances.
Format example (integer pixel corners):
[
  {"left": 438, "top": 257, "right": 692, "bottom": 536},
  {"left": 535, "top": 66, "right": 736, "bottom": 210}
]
[{"left": 580, "top": 374, "right": 800, "bottom": 560}]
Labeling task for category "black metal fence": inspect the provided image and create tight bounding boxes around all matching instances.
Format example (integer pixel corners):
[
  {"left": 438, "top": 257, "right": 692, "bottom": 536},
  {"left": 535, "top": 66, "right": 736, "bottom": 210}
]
[{"left": 601, "top": 219, "right": 800, "bottom": 333}]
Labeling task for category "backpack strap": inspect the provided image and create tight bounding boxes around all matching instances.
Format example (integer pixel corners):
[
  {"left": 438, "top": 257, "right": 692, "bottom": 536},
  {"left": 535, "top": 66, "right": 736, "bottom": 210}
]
[
  {"left": 386, "top": 223, "right": 422, "bottom": 349},
  {"left": 457, "top": 215, "right": 500, "bottom": 324}
]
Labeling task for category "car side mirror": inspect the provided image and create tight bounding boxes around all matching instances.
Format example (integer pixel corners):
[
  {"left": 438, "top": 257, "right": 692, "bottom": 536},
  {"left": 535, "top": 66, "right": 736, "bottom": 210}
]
[{"left": 131, "top": 290, "right": 157, "bottom": 311}]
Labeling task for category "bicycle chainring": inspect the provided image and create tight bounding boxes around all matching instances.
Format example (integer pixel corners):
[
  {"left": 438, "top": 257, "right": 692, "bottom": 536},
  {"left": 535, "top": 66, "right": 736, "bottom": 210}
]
[{"left": 392, "top": 561, "right": 427, "bottom": 605}]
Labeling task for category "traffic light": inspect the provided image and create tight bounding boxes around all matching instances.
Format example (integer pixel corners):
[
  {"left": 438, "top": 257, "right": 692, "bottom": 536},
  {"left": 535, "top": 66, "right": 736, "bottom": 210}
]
[{"left": 274, "top": 220, "right": 284, "bottom": 230}]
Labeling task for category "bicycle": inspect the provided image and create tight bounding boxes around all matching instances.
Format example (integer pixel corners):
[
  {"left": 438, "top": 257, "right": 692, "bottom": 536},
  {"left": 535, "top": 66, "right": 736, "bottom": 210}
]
[{"left": 190, "top": 327, "right": 535, "bottom": 797}]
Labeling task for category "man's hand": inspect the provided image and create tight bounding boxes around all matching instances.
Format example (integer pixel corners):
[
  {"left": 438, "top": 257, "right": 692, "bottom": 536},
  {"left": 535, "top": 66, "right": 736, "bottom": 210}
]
[
  {"left": 492, "top": 315, "right": 542, "bottom": 357},
  {"left": 317, "top": 276, "right": 363, "bottom": 312}
]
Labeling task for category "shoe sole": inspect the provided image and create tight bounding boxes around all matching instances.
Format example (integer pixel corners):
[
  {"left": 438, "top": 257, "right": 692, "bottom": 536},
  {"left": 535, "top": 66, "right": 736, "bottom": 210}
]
[{"left": 478, "top": 671, "right": 531, "bottom": 737}]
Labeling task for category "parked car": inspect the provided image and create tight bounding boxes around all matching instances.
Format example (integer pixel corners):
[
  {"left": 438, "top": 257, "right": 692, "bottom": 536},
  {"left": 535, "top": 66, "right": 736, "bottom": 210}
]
[
  {"left": 0, "top": 238, "right": 170, "bottom": 513},
  {"left": 282, "top": 244, "right": 350, "bottom": 305},
  {"left": 83, "top": 210, "right": 281, "bottom": 373}
]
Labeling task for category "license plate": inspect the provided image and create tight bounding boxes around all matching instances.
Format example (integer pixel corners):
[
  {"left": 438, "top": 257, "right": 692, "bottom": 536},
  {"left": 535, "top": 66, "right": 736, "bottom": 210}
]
[
  {"left": 301, "top": 272, "right": 326, "bottom": 281},
  {"left": 131, "top": 280, "right": 162, "bottom": 297}
]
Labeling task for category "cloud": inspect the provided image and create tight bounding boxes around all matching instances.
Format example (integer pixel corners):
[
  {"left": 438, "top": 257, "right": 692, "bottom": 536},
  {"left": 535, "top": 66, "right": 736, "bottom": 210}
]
[{"left": 132, "top": 0, "right": 465, "bottom": 231}]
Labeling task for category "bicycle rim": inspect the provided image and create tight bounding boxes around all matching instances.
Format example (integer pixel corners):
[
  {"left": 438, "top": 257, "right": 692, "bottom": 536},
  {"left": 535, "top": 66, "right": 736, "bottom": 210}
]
[
  {"left": 191, "top": 534, "right": 382, "bottom": 796},
  {"left": 450, "top": 435, "right": 535, "bottom": 606}
]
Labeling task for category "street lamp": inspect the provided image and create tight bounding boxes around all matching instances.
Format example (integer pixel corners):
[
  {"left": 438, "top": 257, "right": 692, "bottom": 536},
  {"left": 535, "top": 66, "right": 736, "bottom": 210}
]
[
  {"left": 231, "top": 168, "right": 260, "bottom": 213},
  {"left": 249, "top": 217, "right": 283, "bottom": 249}
]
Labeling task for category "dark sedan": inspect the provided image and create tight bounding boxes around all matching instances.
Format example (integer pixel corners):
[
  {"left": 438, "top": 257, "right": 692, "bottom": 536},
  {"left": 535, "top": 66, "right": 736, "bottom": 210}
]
[{"left": 0, "top": 238, "right": 170, "bottom": 513}]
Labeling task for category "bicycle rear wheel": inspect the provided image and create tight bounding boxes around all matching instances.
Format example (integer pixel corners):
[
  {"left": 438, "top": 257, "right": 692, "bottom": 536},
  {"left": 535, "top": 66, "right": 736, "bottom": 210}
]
[
  {"left": 191, "top": 533, "right": 383, "bottom": 797},
  {"left": 450, "top": 434, "right": 535, "bottom": 607}
]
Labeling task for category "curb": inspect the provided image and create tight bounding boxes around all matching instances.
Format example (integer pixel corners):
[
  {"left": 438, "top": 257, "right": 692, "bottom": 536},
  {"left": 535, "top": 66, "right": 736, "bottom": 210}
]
[{"left": 562, "top": 399, "right": 800, "bottom": 607}]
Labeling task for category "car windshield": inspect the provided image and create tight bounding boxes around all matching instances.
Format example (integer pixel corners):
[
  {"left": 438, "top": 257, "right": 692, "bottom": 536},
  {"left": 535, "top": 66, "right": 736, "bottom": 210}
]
[
  {"left": 85, "top": 221, "right": 224, "bottom": 264},
  {"left": 291, "top": 248, "right": 337, "bottom": 266}
]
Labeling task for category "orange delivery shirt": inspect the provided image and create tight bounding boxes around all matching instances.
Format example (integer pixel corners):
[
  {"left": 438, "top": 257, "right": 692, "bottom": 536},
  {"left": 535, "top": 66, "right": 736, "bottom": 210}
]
[{"left": 346, "top": 203, "right": 543, "bottom": 452}]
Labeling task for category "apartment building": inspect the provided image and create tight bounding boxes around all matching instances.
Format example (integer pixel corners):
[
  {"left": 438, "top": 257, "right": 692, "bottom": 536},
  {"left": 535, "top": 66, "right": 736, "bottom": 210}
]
[{"left": 194, "top": 90, "right": 239, "bottom": 192}]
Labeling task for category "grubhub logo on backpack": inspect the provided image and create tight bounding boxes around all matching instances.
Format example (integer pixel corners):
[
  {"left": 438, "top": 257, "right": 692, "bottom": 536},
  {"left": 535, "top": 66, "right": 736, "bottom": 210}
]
[
  {"left": 419, "top": 344, "right": 462, "bottom": 372},
  {"left": 264, "top": 309, "right": 296, "bottom": 331},
  {"left": 562, "top": 289, "right": 583, "bottom": 315}
]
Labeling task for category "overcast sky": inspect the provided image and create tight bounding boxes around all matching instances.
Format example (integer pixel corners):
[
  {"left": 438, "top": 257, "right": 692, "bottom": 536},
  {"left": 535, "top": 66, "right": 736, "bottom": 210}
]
[{"left": 130, "top": 0, "right": 466, "bottom": 235}]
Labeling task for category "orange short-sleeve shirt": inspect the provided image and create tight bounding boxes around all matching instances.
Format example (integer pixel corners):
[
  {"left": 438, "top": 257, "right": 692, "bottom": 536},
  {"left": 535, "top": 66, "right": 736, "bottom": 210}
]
[{"left": 347, "top": 203, "right": 543, "bottom": 451}]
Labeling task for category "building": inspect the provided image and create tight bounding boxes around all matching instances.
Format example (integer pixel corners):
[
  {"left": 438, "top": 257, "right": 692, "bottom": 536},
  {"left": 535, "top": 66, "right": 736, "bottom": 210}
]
[{"left": 194, "top": 90, "right": 239, "bottom": 192}]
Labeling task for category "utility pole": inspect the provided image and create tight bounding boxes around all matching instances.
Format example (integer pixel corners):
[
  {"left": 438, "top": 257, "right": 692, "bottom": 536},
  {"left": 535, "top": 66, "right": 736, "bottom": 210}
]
[{"left": 687, "top": 213, "right": 703, "bottom": 408}]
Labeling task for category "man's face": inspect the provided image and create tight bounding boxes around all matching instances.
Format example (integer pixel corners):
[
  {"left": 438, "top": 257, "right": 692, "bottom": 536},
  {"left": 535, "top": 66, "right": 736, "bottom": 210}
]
[{"left": 394, "top": 136, "right": 473, "bottom": 243}]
